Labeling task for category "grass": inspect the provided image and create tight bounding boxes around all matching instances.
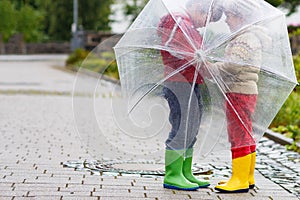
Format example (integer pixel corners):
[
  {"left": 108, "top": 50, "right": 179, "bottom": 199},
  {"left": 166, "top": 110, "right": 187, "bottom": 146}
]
[
  {"left": 270, "top": 53, "right": 300, "bottom": 152},
  {"left": 66, "top": 48, "right": 119, "bottom": 80}
]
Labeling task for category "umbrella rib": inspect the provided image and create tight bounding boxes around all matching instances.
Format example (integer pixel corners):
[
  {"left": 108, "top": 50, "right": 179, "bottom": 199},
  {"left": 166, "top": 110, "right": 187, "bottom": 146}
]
[
  {"left": 260, "top": 68, "right": 298, "bottom": 84},
  {"left": 183, "top": 61, "right": 201, "bottom": 154},
  {"left": 200, "top": 0, "right": 215, "bottom": 51},
  {"left": 128, "top": 58, "right": 197, "bottom": 115},
  {"left": 204, "top": 56, "right": 297, "bottom": 85},
  {"left": 115, "top": 44, "right": 195, "bottom": 58}
]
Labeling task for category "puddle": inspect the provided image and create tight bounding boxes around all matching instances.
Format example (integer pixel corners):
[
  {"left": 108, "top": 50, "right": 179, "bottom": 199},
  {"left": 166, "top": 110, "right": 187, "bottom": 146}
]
[{"left": 63, "top": 137, "right": 299, "bottom": 197}]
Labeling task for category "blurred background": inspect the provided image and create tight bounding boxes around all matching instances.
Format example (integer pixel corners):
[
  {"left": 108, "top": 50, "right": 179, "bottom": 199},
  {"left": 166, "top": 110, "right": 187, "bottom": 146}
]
[
  {"left": 0, "top": 0, "right": 299, "bottom": 152},
  {"left": 0, "top": 0, "right": 299, "bottom": 53}
]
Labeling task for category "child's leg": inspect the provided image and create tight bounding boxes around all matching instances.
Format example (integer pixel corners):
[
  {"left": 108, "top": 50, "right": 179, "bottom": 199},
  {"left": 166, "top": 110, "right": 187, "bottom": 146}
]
[
  {"left": 215, "top": 93, "right": 257, "bottom": 192},
  {"left": 162, "top": 82, "right": 204, "bottom": 190},
  {"left": 225, "top": 93, "right": 257, "bottom": 155},
  {"left": 250, "top": 145, "right": 256, "bottom": 153},
  {"left": 163, "top": 82, "right": 181, "bottom": 150},
  {"left": 163, "top": 82, "right": 202, "bottom": 150},
  {"left": 186, "top": 83, "right": 203, "bottom": 149}
]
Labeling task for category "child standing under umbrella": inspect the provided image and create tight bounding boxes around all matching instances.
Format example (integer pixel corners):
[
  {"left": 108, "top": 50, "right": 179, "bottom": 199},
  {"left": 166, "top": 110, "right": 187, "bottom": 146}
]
[{"left": 158, "top": 0, "right": 222, "bottom": 191}]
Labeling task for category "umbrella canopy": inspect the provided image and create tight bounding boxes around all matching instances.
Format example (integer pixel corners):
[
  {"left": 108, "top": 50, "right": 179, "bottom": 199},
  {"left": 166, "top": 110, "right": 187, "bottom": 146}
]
[
  {"left": 72, "top": 0, "right": 298, "bottom": 169},
  {"left": 114, "top": 0, "right": 297, "bottom": 158}
]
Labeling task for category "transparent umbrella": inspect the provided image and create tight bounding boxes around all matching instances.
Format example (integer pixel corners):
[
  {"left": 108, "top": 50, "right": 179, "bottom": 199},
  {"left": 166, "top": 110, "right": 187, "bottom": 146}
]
[
  {"left": 113, "top": 0, "right": 297, "bottom": 158},
  {"left": 72, "top": 0, "right": 297, "bottom": 173}
]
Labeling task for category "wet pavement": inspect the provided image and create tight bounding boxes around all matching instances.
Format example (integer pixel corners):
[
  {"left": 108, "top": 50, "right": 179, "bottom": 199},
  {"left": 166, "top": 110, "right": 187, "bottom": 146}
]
[
  {"left": 256, "top": 137, "right": 300, "bottom": 197},
  {"left": 0, "top": 55, "right": 299, "bottom": 199}
]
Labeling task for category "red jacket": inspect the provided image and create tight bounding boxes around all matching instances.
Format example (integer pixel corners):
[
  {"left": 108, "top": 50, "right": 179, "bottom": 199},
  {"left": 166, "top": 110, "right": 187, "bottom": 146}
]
[{"left": 158, "top": 13, "right": 204, "bottom": 84}]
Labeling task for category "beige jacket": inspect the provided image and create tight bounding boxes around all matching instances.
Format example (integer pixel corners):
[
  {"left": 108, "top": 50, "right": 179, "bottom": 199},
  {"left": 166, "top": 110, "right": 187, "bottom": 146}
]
[{"left": 214, "top": 26, "right": 272, "bottom": 94}]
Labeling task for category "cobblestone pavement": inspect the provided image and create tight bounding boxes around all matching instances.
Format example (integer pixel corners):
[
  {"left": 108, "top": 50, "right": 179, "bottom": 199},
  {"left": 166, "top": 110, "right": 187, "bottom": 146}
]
[{"left": 0, "top": 56, "right": 299, "bottom": 199}]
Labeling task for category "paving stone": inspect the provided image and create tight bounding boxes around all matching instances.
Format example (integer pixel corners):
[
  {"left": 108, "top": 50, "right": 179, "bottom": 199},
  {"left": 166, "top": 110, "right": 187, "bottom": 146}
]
[
  {"left": 270, "top": 197, "right": 300, "bottom": 200},
  {"left": 92, "top": 190, "right": 146, "bottom": 198},
  {"left": 252, "top": 191, "right": 299, "bottom": 198},
  {"left": 100, "top": 198, "right": 155, "bottom": 200},
  {"left": 0, "top": 190, "right": 29, "bottom": 197},
  {"left": 100, "top": 185, "right": 143, "bottom": 190},
  {"left": 28, "top": 190, "right": 92, "bottom": 197},
  {"left": 13, "top": 197, "right": 62, "bottom": 200},
  {"left": 13, "top": 183, "right": 60, "bottom": 190},
  {"left": 216, "top": 195, "right": 263, "bottom": 200},
  {"left": 61, "top": 197, "right": 99, "bottom": 200}
]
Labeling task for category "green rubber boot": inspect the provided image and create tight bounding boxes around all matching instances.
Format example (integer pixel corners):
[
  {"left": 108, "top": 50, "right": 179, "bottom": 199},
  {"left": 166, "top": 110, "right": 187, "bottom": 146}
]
[
  {"left": 183, "top": 149, "right": 210, "bottom": 188},
  {"left": 163, "top": 149, "right": 199, "bottom": 191}
]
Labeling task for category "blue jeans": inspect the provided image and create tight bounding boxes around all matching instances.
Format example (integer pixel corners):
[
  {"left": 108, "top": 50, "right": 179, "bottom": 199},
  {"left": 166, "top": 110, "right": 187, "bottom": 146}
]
[{"left": 163, "top": 82, "right": 203, "bottom": 150}]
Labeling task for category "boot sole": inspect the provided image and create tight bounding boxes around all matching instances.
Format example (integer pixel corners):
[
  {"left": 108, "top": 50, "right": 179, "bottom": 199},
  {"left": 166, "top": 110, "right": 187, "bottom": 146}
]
[
  {"left": 214, "top": 187, "right": 249, "bottom": 193},
  {"left": 249, "top": 184, "right": 255, "bottom": 189},
  {"left": 198, "top": 184, "right": 210, "bottom": 188},
  {"left": 218, "top": 183, "right": 255, "bottom": 189},
  {"left": 163, "top": 184, "right": 199, "bottom": 191}
]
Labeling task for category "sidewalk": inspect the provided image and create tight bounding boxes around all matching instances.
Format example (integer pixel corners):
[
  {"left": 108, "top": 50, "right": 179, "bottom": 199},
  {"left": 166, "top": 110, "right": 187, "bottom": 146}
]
[{"left": 0, "top": 56, "right": 299, "bottom": 199}]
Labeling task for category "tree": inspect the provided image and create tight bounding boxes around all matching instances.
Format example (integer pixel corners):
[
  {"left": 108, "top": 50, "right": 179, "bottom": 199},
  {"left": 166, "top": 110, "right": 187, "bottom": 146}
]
[
  {"left": 43, "top": 0, "right": 115, "bottom": 41},
  {"left": 261, "top": 0, "right": 300, "bottom": 16},
  {"left": 281, "top": 0, "right": 300, "bottom": 16},
  {"left": 9, "top": 0, "right": 115, "bottom": 41},
  {"left": 123, "top": 0, "right": 300, "bottom": 21},
  {"left": 123, "top": 0, "right": 148, "bottom": 23},
  {"left": 79, "top": 0, "right": 114, "bottom": 31},
  {"left": 0, "top": 0, "right": 17, "bottom": 41},
  {"left": 47, "top": 1, "right": 74, "bottom": 41},
  {"left": 265, "top": 0, "right": 283, "bottom": 7},
  {"left": 0, "top": 0, "right": 45, "bottom": 42},
  {"left": 16, "top": 5, "right": 44, "bottom": 42}
]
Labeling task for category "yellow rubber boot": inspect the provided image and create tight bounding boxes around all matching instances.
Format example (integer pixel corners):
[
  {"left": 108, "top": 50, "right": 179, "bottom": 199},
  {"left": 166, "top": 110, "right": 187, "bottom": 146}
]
[
  {"left": 217, "top": 152, "right": 256, "bottom": 189},
  {"left": 248, "top": 152, "right": 256, "bottom": 189},
  {"left": 215, "top": 154, "right": 251, "bottom": 193}
]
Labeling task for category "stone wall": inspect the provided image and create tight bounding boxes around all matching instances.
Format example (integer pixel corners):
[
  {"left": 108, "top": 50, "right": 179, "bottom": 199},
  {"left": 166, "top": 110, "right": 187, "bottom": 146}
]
[
  {"left": 0, "top": 32, "right": 117, "bottom": 54},
  {"left": 26, "top": 42, "right": 71, "bottom": 54},
  {"left": 84, "top": 31, "right": 119, "bottom": 51},
  {"left": 0, "top": 34, "right": 70, "bottom": 54},
  {"left": 4, "top": 34, "right": 26, "bottom": 54},
  {"left": 0, "top": 33, "right": 299, "bottom": 55},
  {"left": 0, "top": 34, "right": 5, "bottom": 54}
]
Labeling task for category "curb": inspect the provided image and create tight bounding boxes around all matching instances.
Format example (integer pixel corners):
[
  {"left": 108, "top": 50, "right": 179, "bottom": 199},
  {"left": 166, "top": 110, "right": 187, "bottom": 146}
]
[
  {"left": 0, "top": 54, "right": 68, "bottom": 61},
  {"left": 264, "top": 129, "right": 300, "bottom": 148},
  {"left": 74, "top": 67, "right": 120, "bottom": 85}
]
